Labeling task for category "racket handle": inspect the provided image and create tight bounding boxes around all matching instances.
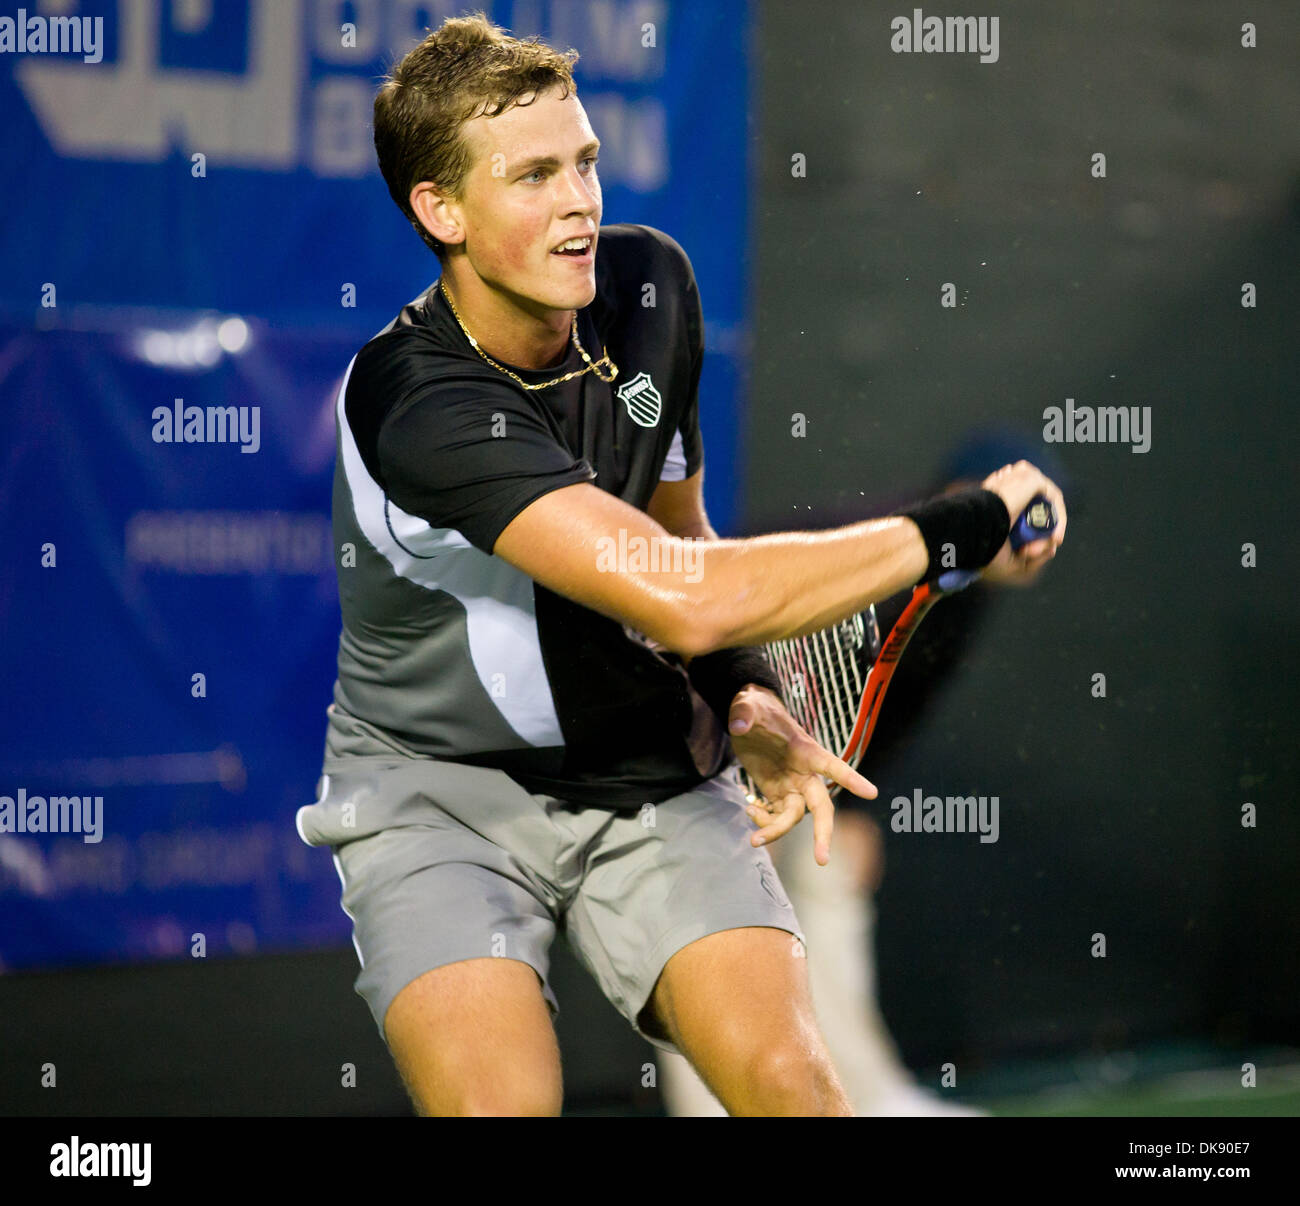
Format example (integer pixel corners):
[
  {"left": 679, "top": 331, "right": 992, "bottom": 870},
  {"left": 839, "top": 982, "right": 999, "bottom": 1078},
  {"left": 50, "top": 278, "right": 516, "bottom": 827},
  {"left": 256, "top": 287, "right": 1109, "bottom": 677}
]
[{"left": 935, "top": 495, "right": 1057, "bottom": 592}]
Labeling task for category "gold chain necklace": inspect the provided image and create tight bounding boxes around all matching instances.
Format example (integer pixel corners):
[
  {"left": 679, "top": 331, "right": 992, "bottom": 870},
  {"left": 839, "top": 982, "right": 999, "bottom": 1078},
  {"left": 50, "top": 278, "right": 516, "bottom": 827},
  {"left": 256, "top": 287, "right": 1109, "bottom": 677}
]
[{"left": 438, "top": 279, "right": 618, "bottom": 391}]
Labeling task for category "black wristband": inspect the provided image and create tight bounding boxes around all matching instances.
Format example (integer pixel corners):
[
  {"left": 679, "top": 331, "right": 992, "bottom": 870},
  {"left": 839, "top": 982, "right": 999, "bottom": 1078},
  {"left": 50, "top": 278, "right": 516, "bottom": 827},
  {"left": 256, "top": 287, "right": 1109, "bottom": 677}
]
[
  {"left": 687, "top": 646, "right": 784, "bottom": 725},
  {"left": 899, "top": 487, "right": 1011, "bottom": 582}
]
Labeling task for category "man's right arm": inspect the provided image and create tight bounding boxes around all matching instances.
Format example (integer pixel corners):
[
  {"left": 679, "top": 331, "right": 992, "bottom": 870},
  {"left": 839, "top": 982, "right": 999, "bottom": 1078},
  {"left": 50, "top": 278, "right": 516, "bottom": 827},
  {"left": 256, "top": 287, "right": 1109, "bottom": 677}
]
[{"left": 491, "top": 461, "right": 1064, "bottom": 658}]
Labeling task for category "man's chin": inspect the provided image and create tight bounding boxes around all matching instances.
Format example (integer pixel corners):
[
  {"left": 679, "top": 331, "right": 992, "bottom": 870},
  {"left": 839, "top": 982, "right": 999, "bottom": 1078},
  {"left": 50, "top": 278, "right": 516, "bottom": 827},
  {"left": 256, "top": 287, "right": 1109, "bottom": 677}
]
[
  {"left": 540, "top": 277, "right": 597, "bottom": 312},
  {"left": 502, "top": 267, "right": 595, "bottom": 317}
]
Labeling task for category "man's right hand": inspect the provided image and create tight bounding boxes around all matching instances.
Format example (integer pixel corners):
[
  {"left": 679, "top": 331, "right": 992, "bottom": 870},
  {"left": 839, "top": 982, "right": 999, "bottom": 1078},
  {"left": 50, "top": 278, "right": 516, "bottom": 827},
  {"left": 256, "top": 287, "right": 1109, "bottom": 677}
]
[{"left": 980, "top": 460, "right": 1067, "bottom": 584}]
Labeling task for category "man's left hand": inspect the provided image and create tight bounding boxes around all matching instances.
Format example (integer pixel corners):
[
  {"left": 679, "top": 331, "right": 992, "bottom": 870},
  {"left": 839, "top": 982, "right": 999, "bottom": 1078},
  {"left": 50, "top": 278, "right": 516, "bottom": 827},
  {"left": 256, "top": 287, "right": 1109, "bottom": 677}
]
[{"left": 727, "top": 684, "right": 877, "bottom": 866}]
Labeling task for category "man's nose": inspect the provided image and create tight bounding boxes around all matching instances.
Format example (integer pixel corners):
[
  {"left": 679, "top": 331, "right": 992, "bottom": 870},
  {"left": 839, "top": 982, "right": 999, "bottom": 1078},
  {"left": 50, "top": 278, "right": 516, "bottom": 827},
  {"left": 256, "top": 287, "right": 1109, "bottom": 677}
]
[{"left": 558, "top": 164, "right": 598, "bottom": 213}]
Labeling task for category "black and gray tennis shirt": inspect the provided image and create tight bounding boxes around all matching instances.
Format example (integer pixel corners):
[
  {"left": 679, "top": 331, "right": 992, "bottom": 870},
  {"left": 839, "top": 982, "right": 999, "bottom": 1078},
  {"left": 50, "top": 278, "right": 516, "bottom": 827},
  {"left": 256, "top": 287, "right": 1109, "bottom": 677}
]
[{"left": 323, "top": 224, "right": 731, "bottom": 808}]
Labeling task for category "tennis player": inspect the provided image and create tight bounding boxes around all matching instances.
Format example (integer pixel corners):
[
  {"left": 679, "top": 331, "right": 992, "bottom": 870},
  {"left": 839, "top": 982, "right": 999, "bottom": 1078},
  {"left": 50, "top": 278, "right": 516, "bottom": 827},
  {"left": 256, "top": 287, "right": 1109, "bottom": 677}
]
[{"left": 296, "top": 13, "right": 1065, "bottom": 1117}]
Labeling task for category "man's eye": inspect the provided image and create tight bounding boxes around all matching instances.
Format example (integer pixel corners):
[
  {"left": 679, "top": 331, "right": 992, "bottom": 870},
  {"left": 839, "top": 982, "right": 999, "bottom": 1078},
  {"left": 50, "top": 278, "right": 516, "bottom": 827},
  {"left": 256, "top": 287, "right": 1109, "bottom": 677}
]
[{"left": 522, "top": 158, "right": 596, "bottom": 184}]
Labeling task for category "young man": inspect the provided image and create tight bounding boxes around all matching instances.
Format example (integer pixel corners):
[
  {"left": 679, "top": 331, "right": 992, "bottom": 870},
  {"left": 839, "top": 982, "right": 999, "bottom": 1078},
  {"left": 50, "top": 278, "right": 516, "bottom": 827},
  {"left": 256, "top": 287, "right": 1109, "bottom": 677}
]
[{"left": 296, "top": 13, "right": 1065, "bottom": 1117}]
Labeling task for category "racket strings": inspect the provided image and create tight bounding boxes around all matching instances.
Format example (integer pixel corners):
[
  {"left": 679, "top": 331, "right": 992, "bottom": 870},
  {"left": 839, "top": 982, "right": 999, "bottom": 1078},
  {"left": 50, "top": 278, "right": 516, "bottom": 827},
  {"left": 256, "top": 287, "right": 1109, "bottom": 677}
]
[{"left": 764, "top": 613, "right": 868, "bottom": 762}]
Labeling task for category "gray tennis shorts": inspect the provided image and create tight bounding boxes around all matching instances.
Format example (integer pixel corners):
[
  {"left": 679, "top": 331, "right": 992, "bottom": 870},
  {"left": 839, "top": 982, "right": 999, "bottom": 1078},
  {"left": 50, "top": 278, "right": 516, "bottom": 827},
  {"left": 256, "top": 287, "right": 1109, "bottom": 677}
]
[{"left": 295, "top": 756, "right": 803, "bottom": 1055}]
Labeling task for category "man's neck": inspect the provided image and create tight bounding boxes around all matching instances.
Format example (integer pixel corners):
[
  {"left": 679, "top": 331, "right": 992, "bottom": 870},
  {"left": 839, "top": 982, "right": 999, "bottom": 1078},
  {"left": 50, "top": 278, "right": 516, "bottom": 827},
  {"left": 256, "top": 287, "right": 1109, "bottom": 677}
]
[{"left": 440, "top": 267, "right": 572, "bottom": 371}]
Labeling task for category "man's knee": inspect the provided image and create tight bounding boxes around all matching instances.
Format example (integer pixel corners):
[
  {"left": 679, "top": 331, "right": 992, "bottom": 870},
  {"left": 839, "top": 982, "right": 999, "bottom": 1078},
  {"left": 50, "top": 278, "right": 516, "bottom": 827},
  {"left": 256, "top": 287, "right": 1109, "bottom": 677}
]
[
  {"left": 669, "top": 1019, "right": 849, "bottom": 1116},
  {"left": 408, "top": 1077, "right": 562, "bottom": 1117},
  {"left": 740, "top": 1040, "right": 847, "bottom": 1113}
]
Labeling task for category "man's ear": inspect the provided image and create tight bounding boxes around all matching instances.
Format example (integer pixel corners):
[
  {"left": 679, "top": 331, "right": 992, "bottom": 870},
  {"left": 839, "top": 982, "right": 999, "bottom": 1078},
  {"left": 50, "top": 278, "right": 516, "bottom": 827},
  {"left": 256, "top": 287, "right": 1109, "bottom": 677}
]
[{"left": 410, "top": 182, "right": 464, "bottom": 250}]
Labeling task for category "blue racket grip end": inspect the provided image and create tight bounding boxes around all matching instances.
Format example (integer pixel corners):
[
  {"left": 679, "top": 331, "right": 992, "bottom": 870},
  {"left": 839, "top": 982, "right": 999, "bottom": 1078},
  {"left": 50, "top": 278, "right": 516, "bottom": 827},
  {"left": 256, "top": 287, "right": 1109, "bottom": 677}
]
[
  {"left": 935, "top": 495, "right": 1057, "bottom": 592},
  {"left": 1010, "top": 495, "right": 1057, "bottom": 549}
]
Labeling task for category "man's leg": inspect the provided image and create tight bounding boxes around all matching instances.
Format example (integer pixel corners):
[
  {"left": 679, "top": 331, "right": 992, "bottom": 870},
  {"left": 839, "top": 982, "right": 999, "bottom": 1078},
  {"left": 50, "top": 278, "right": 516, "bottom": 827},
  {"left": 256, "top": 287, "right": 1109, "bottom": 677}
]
[
  {"left": 643, "top": 926, "right": 853, "bottom": 1116},
  {"left": 296, "top": 762, "right": 573, "bottom": 1119},
  {"left": 770, "top": 810, "right": 919, "bottom": 1110},
  {"left": 657, "top": 813, "right": 886, "bottom": 1117},
  {"left": 383, "top": 957, "right": 563, "bottom": 1116}
]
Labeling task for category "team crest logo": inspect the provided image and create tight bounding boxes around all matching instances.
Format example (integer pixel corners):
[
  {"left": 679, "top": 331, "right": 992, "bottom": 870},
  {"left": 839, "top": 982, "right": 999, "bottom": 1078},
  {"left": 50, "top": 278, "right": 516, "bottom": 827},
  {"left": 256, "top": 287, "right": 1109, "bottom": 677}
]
[{"left": 616, "top": 371, "right": 662, "bottom": 427}]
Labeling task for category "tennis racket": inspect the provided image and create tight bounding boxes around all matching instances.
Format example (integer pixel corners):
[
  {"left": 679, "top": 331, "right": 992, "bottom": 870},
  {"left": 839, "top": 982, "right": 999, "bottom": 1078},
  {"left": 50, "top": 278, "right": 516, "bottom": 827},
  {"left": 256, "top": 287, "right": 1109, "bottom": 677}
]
[{"left": 740, "top": 495, "right": 1057, "bottom": 801}]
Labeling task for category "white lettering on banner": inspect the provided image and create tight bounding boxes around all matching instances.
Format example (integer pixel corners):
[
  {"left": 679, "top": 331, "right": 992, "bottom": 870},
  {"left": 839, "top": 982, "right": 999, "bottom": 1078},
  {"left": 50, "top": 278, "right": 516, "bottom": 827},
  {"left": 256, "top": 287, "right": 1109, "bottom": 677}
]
[
  {"left": 540, "top": 0, "right": 667, "bottom": 80},
  {"left": 14, "top": 0, "right": 672, "bottom": 186},
  {"left": 17, "top": 0, "right": 301, "bottom": 165},
  {"left": 580, "top": 93, "right": 668, "bottom": 192},
  {"left": 125, "top": 512, "right": 332, "bottom": 574},
  {"left": 310, "top": 75, "right": 373, "bottom": 177}
]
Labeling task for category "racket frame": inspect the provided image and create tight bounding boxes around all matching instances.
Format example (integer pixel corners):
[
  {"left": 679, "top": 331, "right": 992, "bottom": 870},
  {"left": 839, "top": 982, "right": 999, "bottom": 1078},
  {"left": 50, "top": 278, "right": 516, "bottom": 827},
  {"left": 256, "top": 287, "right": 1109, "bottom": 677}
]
[{"left": 739, "top": 495, "right": 1056, "bottom": 802}]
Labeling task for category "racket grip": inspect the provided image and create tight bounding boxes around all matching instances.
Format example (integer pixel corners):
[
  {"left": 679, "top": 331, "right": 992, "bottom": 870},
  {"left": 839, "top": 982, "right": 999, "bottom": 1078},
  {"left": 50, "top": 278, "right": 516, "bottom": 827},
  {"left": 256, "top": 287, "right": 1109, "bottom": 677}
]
[{"left": 935, "top": 495, "right": 1057, "bottom": 591}]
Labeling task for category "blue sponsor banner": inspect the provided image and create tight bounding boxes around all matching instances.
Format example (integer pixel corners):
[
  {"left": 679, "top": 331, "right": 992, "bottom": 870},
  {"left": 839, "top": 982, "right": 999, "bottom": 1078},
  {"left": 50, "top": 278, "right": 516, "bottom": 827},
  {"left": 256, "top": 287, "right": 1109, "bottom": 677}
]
[
  {"left": 1, "top": 0, "right": 750, "bottom": 523},
  {"left": 0, "top": 317, "right": 353, "bottom": 966},
  {"left": 0, "top": 0, "right": 752, "bottom": 970}
]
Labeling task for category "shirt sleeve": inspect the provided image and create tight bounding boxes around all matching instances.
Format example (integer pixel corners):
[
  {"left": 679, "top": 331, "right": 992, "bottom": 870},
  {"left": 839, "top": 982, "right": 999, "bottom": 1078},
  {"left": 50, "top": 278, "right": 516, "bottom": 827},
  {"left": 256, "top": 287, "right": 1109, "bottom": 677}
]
[
  {"left": 675, "top": 239, "right": 706, "bottom": 480},
  {"left": 639, "top": 225, "right": 705, "bottom": 483},
  {"left": 376, "top": 380, "right": 596, "bottom": 555},
  {"left": 659, "top": 429, "right": 689, "bottom": 481}
]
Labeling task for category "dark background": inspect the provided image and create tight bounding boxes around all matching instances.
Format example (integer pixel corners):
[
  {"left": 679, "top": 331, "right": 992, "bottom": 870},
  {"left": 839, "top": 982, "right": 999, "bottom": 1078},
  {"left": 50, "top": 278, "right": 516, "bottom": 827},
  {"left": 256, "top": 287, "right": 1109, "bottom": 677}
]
[{"left": 746, "top": 0, "right": 1300, "bottom": 1076}]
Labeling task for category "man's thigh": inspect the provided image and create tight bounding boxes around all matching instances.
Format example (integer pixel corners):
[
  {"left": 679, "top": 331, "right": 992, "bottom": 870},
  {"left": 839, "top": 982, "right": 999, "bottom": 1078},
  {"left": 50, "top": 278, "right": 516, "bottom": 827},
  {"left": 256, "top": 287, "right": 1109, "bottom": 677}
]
[
  {"left": 645, "top": 925, "right": 848, "bottom": 1115},
  {"left": 298, "top": 761, "right": 565, "bottom": 1032},
  {"left": 384, "top": 957, "right": 562, "bottom": 1116},
  {"left": 646, "top": 924, "right": 816, "bottom": 1051},
  {"left": 297, "top": 759, "right": 568, "bottom": 1113},
  {"left": 561, "top": 769, "right": 805, "bottom": 1050}
]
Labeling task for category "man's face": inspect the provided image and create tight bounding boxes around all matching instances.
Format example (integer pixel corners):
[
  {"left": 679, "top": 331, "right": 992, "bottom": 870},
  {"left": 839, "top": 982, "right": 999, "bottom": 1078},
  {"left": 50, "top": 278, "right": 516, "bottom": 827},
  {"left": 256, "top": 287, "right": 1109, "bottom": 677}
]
[{"left": 454, "top": 85, "right": 601, "bottom": 315}]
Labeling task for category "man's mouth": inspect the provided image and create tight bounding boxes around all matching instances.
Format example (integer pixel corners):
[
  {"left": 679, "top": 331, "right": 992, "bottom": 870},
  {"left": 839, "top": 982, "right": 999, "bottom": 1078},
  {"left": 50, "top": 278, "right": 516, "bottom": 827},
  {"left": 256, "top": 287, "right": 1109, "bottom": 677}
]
[{"left": 550, "top": 235, "right": 593, "bottom": 258}]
